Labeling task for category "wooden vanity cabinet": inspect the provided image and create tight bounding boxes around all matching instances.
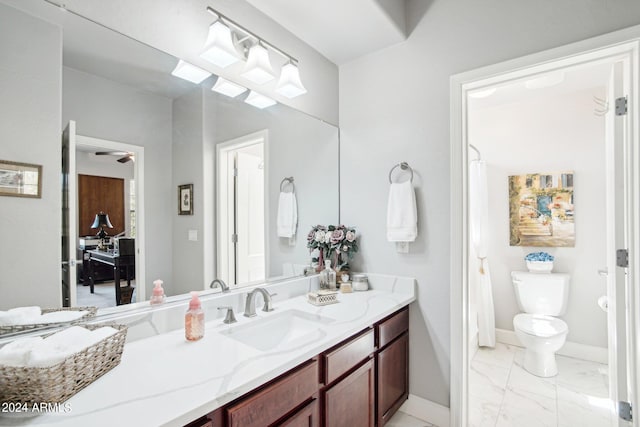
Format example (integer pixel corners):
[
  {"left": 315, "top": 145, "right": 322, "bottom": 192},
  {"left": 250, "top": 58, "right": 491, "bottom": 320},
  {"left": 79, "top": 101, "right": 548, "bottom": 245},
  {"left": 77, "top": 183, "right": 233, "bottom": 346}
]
[
  {"left": 183, "top": 306, "right": 409, "bottom": 427},
  {"left": 376, "top": 307, "right": 409, "bottom": 427}
]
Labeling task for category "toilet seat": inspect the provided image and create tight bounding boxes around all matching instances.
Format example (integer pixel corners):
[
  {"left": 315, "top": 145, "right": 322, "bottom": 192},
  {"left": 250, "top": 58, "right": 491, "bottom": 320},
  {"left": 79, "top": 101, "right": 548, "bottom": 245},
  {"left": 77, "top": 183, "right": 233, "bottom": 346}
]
[{"left": 513, "top": 313, "right": 568, "bottom": 338}]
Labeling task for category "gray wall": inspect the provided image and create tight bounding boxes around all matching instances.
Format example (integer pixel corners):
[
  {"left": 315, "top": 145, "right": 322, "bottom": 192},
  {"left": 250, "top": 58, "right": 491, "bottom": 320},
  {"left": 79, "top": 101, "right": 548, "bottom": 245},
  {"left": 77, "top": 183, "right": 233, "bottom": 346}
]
[
  {"left": 63, "top": 66, "right": 174, "bottom": 300},
  {"left": 172, "top": 88, "right": 206, "bottom": 294},
  {"left": 0, "top": 4, "right": 62, "bottom": 310},
  {"left": 206, "top": 91, "right": 339, "bottom": 278},
  {"left": 56, "top": 0, "right": 339, "bottom": 125},
  {"left": 339, "top": 0, "right": 640, "bottom": 407}
]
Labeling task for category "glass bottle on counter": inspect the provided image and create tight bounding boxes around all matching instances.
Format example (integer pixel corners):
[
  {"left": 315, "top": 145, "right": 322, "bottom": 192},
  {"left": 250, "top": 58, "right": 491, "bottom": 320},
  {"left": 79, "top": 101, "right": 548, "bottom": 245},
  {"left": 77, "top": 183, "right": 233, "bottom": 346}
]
[
  {"left": 320, "top": 259, "right": 337, "bottom": 290},
  {"left": 185, "top": 292, "right": 204, "bottom": 341}
]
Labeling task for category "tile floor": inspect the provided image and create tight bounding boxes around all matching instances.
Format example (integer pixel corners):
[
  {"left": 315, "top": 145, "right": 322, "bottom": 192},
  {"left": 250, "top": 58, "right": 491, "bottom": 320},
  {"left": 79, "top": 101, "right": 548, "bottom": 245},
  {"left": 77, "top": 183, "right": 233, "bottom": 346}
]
[
  {"left": 387, "top": 411, "right": 437, "bottom": 427},
  {"left": 470, "top": 343, "right": 613, "bottom": 427}
]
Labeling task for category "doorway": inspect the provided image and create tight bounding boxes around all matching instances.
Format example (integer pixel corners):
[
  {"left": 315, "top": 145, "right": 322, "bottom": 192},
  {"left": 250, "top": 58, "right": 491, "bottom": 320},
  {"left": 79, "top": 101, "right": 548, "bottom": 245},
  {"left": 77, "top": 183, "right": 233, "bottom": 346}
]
[
  {"left": 450, "top": 37, "right": 639, "bottom": 427},
  {"left": 217, "top": 130, "right": 267, "bottom": 287},
  {"left": 61, "top": 123, "right": 145, "bottom": 308}
]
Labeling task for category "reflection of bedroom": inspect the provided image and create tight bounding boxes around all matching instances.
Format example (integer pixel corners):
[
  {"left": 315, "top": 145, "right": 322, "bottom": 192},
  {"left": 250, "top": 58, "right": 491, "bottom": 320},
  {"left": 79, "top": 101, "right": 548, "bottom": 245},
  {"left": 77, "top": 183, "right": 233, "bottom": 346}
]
[{"left": 75, "top": 147, "right": 136, "bottom": 308}]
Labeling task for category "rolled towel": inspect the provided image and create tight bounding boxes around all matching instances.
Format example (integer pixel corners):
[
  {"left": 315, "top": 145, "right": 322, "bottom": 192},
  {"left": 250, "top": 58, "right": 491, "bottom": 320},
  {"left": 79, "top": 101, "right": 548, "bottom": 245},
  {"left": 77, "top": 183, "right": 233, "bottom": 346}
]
[
  {"left": 38, "top": 310, "right": 89, "bottom": 324},
  {"left": 27, "top": 327, "right": 92, "bottom": 367},
  {"left": 0, "top": 337, "right": 43, "bottom": 366},
  {"left": 87, "top": 327, "right": 119, "bottom": 346}
]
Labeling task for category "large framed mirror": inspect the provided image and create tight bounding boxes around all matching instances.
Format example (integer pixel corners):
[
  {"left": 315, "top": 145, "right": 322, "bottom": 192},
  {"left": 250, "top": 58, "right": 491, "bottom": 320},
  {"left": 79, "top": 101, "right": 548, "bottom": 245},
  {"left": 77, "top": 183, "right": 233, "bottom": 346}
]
[{"left": 0, "top": 0, "right": 339, "bottom": 322}]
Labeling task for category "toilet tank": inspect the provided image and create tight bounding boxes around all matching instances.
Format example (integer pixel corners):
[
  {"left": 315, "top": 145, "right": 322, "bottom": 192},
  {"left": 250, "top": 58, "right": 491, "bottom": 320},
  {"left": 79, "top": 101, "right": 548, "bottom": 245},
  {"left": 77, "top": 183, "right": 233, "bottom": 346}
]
[{"left": 511, "top": 271, "right": 570, "bottom": 316}]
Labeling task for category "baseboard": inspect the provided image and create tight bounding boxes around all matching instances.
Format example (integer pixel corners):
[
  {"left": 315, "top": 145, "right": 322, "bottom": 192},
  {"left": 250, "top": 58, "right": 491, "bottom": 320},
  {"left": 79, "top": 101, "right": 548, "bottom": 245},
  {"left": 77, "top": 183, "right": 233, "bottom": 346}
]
[
  {"left": 399, "top": 394, "right": 450, "bottom": 427},
  {"left": 495, "top": 328, "right": 608, "bottom": 364}
]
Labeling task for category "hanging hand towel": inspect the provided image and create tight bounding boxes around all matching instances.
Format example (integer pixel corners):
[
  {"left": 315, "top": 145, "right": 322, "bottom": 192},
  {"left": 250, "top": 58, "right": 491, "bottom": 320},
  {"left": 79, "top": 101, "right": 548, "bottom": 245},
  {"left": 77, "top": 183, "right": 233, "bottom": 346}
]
[
  {"left": 387, "top": 180, "right": 418, "bottom": 242},
  {"left": 277, "top": 191, "right": 298, "bottom": 238}
]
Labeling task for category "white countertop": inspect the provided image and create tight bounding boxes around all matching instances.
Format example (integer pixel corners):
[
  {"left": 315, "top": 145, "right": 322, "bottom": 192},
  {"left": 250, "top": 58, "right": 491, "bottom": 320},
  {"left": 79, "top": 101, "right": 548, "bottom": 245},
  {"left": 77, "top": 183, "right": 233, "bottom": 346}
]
[{"left": 0, "top": 275, "right": 415, "bottom": 427}]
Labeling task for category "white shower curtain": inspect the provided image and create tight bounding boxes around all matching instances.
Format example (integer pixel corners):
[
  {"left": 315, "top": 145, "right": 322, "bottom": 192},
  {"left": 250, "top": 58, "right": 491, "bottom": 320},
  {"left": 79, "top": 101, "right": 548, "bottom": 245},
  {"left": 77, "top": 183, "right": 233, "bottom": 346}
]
[{"left": 469, "top": 160, "right": 496, "bottom": 348}]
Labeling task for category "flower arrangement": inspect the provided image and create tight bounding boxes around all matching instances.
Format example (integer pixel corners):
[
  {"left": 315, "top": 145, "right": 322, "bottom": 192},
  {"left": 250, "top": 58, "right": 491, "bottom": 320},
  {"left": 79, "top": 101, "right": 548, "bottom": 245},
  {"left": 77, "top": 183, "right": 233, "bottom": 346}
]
[{"left": 307, "top": 224, "right": 358, "bottom": 270}]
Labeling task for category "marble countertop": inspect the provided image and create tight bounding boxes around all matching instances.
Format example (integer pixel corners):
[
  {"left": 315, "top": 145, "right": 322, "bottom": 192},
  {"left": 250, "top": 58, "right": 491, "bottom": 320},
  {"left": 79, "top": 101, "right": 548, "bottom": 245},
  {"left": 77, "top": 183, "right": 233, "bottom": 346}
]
[{"left": 0, "top": 275, "right": 415, "bottom": 427}]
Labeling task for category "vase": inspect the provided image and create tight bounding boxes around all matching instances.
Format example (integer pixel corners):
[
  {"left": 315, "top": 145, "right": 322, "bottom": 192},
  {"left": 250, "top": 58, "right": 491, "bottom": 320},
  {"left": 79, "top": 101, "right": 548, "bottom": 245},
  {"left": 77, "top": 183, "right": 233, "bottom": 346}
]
[{"left": 316, "top": 249, "right": 325, "bottom": 272}]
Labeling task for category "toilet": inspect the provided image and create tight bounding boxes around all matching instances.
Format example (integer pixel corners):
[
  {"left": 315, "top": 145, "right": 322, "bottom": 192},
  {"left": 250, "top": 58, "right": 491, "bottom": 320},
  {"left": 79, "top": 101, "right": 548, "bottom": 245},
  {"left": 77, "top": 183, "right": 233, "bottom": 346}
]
[{"left": 511, "top": 271, "right": 570, "bottom": 377}]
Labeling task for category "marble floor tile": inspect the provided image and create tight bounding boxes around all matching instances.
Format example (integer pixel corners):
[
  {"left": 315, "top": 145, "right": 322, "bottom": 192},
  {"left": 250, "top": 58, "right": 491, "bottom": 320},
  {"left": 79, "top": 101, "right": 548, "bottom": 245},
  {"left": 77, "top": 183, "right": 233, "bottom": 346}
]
[
  {"left": 557, "top": 385, "right": 614, "bottom": 427},
  {"left": 469, "top": 392, "right": 502, "bottom": 427},
  {"left": 473, "top": 342, "right": 518, "bottom": 367},
  {"left": 555, "top": 356, "right": 609, "bottom": 397},
  {"left": 507, "top": 361, "right": 556, "bottom": 399},
  {"left": 386, "top": 411, "right": 436, "bottom": 427},
  {"left": 496, "top": 387, "right": 557, "bottom": 427}
]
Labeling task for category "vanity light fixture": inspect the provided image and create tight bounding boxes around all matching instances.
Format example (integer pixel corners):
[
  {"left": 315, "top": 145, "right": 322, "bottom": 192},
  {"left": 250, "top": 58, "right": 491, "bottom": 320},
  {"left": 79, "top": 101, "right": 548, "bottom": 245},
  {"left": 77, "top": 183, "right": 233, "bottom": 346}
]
[
  {"left": 242, "top": 44, "right": 275, "bottom": 84},
  {"left": 205, "top": 7, "right": 307, "bottom": 97},
  {"left": 212, "top": 77, "right": 248, "bottom": 98},
  {"left": 276, "top": 62, "right": 307, "bottom": 98},
  {"left": 171, "top": 60, "right": 211, "bottom": 84},
  {"left": 245, "top": 91, "right": 277, "bottom": 109},
  {"left": 200, "top": 21, "right": 241, "bottom": 68}
]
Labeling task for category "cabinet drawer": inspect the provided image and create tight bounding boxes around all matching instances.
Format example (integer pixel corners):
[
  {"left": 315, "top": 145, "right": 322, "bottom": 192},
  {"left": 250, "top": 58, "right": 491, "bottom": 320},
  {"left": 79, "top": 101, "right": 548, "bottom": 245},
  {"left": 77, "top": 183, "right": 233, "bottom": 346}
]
[
  {"left": 323, "top": 328, "right": 374, "bottom": 385},
  {"left": 378, "top": 307, "right": 408, "bottom": 349},
  {"left": 226, "top": 359, "right": 319, "bottom": 427},
  {"left": 278, "top": 399, "right": 318, "bottom": 427}
]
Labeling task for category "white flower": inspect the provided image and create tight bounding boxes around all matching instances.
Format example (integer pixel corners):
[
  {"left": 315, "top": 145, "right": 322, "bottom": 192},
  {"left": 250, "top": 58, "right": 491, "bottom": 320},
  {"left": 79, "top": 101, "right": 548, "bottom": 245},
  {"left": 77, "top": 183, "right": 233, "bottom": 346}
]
[
  {"left": 343, "top": 245, "right": 348, "bottom": 252},
  {"left": 315, "top": 230, "right": 325, "bottom": 242},
  {"left": 345, "top": 231, "right": 356, "bottom": 242},
  {"left": 324, "top": 233, "right": 332, "bottom": 244}
]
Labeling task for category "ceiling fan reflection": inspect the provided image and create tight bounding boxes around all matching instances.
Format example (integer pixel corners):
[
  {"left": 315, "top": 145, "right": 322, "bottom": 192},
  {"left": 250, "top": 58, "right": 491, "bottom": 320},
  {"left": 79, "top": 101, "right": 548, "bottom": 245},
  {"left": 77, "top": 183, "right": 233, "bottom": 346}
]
[{"left": 95, "top": 151, "right": 135, "bottom": 163}]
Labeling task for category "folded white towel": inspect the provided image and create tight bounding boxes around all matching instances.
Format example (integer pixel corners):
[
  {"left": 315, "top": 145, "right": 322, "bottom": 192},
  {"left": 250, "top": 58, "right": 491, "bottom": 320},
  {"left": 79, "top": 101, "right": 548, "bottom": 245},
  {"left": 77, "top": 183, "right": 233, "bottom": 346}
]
[
  {"left": 387, "top": 180, "right": 418, "bottom": 242},
  {"left": 0, "top": 337, "right": 43, "bottom": 366},
  {"left": 0, "top": 306, "right": 42, "bottom": 326},
  {"left": 277, "top": 191, "right": 298, "bottom": 238},
  {"left": 38, "top": 310, "right": 88, "bottom": 324}
]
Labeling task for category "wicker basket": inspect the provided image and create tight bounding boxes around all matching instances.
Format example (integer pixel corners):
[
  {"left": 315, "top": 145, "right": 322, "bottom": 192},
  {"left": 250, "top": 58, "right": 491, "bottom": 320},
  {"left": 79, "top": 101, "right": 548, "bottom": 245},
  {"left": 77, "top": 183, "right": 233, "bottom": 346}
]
[
  {"left": 0, "top": 323, "right": 127, "bottom": 405},
  {"left": 0, "top": 306, "right": 98, "bottom": 335}
]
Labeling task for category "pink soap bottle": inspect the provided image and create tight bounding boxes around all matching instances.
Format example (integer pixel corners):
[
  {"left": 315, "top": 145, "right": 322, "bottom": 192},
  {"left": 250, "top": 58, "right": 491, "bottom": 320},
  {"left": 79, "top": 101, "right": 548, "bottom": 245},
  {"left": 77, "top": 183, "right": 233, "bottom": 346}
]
[
  {"left": 150, "top": 280, "right": 166, "bottom": 305},
  {"left": 185, "top": 292, "right": 204, "bottom": 341}
]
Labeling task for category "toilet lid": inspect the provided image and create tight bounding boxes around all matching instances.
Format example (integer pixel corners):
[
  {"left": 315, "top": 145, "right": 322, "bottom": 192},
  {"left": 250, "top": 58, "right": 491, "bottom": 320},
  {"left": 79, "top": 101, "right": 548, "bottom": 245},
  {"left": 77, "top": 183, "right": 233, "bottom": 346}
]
[{"left": 513, "top": 313, "right": 568, "bottom": 338}]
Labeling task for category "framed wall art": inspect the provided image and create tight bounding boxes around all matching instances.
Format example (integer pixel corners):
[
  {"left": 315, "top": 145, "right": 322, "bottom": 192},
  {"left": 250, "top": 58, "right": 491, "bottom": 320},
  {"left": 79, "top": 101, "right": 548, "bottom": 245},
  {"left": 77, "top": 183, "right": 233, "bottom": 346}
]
[
  {"left": 0, "top": 160, "right": 42, "bottom": 198},
  {"left": 178, "top": 184, "right": 194, "bottom": 215}
]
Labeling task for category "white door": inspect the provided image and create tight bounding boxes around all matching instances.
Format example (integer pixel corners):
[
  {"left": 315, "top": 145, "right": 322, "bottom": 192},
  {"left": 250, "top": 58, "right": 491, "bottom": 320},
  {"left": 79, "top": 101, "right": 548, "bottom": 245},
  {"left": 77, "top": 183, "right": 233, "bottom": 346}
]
[
  {"left": 61, "top": 121, "right": 78, "bottom": 307},
  {"left": 236, "top": 150, "right": 265, "bottom": 283},
  {"left": 605, "top": 59, "right": 635, "bottom": 426}
]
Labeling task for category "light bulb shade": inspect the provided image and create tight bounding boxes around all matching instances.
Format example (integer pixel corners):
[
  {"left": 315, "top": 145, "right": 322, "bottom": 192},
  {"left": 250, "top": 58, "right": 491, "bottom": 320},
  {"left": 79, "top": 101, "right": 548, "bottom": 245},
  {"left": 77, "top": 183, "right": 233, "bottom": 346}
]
[
  {"left": 212, "top": 77, "right": 247, "bottom": 98},
  {"left": 275, "top": 63, "right": 307, "bottom": 98},
  {"left": 200, "top": 21, "right": 241, "bottom": 68},
  {"left": 241, "top": 45, "right": 275, "bottom": 84},
  {"left": 91, "top": 212, "right": 114, "bottom": 229},
  {"left": 171, "top": 60, "right": 211, "bottom": 84},
  {"left": 245, "top": 91, "right": 276, "bottom": 109}
]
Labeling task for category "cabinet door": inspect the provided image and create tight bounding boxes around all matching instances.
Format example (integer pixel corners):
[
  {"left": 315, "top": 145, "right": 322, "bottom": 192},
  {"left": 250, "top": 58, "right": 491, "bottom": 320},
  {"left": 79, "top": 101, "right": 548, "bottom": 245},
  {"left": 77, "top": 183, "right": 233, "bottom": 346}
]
[
  {"left": 323, "top": 359, "right": 375, "bottom": 427},
  {"left": 377, "top": 332, "right": 409, "bottom": 426},
  {"left": 278, "top": 399, "right": 319, "bottom": 427}
]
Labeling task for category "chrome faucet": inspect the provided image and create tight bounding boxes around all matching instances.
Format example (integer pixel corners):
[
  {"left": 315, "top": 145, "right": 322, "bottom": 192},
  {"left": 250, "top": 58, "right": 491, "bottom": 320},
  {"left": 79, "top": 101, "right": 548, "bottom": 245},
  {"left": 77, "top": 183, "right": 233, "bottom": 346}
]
[
  {"left": 210, "top": 279, "right": 229, "bottom": 292},
  {"left": 244, "top": 288, "right": 276, "bottom": 317}
]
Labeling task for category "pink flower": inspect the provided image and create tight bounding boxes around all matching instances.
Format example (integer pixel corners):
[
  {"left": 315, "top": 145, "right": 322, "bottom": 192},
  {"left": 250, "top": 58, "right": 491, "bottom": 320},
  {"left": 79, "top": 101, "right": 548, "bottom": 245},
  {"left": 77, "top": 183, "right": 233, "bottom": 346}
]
[
  {"left": 345, "top": 231, "right": 356, "bottom": 242},
  {"left": 330, "top": 229, "right": 345, "bottom": 244}
]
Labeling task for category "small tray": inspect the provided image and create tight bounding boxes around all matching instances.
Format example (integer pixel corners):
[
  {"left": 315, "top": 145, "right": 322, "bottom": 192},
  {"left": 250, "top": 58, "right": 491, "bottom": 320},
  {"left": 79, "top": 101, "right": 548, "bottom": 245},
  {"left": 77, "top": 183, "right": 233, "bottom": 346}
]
[{"left": 307, "top": 290, "right": 339, "bottom": 306}]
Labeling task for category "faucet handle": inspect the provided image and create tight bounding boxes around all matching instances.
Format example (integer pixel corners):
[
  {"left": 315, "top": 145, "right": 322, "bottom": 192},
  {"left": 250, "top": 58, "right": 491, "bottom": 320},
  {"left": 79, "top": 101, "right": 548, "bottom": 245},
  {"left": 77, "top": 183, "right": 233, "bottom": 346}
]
[
  {"left": 263, "top": 293, "right": 277, "bottom": 312},
  {"left": 217, "top": 306, "right": 237, "bottom": 324}
]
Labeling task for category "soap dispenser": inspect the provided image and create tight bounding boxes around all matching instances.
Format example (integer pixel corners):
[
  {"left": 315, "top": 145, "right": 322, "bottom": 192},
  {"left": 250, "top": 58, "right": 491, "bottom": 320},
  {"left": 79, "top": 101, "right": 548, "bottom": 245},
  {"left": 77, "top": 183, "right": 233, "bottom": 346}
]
[
  {"left": 185, "top": 291, "right": 204, "bottom": 341},
  {"left": 150, "top": 279, "right": 166, "bottom": 305},
  {"left": 320, "top": 260, "right": 337, "bottom": 290}
]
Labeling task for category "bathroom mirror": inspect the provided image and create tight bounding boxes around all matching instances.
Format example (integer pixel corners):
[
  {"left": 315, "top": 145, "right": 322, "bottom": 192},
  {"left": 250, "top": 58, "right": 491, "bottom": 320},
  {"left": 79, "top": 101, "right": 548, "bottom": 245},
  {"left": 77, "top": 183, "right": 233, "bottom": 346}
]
[{"left": 0, "top": 0, "right": 338, "bottom": 322}]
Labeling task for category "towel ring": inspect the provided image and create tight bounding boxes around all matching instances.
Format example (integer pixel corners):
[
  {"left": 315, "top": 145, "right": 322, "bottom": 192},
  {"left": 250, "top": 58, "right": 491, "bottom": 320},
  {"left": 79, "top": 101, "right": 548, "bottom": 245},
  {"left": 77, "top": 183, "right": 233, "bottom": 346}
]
[
  {"left": 280, "top": 177, "right": 295, "bottom": 192},
  {"left": 388, "top": 162, "right": 414, "bottom": 183}
]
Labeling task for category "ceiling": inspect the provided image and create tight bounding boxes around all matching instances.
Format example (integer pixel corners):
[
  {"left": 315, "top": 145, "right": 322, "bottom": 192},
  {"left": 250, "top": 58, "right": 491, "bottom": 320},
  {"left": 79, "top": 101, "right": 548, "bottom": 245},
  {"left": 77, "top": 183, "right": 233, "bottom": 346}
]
[{"left": 245, "top": 0, "right": 409, "bottom": 65}]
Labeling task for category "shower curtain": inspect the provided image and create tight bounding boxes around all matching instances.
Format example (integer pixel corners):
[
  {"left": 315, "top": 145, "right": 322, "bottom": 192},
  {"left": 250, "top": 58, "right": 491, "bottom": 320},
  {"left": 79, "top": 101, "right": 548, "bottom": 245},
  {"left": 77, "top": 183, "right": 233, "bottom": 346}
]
[{"left": 469, "top": 160, "right": 496, "bottom": 347}]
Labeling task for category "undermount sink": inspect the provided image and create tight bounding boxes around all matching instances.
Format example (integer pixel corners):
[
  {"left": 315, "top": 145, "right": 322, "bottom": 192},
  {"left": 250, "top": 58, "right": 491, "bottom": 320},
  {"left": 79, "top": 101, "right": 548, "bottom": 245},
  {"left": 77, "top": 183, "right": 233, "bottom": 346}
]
[{"left": 222, "top": 309, "right": 334, "bottom": 352}]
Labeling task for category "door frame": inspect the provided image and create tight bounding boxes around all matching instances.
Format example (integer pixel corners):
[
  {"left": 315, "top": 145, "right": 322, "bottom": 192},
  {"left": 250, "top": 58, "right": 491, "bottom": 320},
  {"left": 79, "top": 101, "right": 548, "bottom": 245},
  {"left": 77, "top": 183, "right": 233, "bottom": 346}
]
[
  {"left": 74, "top": 135, "right": 146, "bottom": 303},
  {"left": 216, "top": 130, "right": 269, "bottom": 287},
  {"left": 450, "top": 29, "right": 640, "bottom": 427}
]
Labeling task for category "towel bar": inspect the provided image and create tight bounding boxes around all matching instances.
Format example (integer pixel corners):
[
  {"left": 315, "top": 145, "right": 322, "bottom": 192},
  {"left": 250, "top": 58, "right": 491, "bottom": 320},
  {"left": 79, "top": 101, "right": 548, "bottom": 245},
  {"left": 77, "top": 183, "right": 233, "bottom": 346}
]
[
  {"left": 388, "top": 162, "right": 414, "bottom": 183},
  {"left": 280, "top": 176, "right": 295, "bottom": 192}
]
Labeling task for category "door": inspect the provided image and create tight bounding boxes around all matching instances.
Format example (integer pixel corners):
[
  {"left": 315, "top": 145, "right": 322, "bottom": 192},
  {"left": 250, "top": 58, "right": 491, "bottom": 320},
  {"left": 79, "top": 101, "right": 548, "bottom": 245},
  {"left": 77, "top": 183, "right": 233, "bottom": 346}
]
[
  {"left": 323, "top": 359, "right": 375, "bottom": 427},
  {"left": 235, "top": 150, "right": 265, "bottom": 284},
  {"left": 605, "top": 59, "right": 635, "bottom": 426},
  {"left": 61, "top": 121, "right": 78, "bottom": 307}
]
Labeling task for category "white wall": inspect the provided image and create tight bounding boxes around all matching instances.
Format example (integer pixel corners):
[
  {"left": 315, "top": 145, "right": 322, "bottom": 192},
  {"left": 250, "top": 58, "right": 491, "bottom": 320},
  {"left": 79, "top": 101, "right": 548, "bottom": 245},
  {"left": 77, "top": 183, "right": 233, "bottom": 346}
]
[
  {"left": 63, "top": 66, "right": 174, "bottom": 301},
  {"left": 0, "top": 3, "right": 62, "bottom": 310},
  {"left": 339, "top": 0, "right": 640, "bottom": 407},
  {"left": 55, "top": 0, "right": 339, "bottom": 125},
  {"left": 469, "top": 88, "right": 608, "bottom": 348}
]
